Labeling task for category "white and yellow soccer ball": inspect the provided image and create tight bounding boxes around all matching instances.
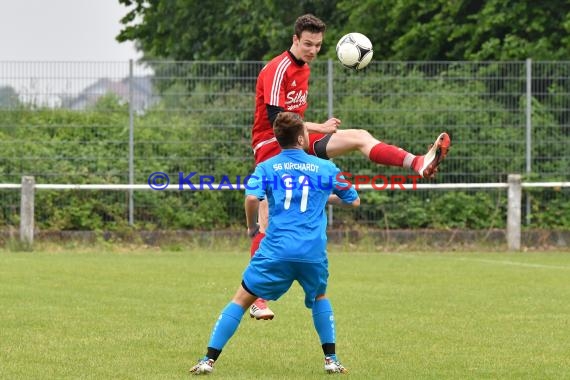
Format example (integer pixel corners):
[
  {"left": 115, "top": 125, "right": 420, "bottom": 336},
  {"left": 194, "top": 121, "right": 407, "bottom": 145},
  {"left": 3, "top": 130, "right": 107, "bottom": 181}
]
[{"left": 336, "top": 32, "right": 373, "bottom": 70}]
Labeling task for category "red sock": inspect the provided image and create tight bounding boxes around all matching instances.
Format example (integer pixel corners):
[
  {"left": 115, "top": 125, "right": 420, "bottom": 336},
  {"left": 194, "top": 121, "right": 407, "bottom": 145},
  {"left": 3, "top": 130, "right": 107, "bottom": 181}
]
[
  {"left": 368, "top": 142, "right": 414, "bottom": 168},
  {"left": 250, "top": 232, "right": 265, "bottom": 258}
]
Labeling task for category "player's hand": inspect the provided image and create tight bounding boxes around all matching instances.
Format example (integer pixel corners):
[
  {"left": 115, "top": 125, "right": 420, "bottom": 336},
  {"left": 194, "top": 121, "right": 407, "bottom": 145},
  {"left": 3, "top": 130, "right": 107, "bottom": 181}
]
[
  {"left": 247, "top": 224, "right": 260, "bottom": 238},
  {"left": 322, "top": 118, "right": 341, "bottom": 133}
]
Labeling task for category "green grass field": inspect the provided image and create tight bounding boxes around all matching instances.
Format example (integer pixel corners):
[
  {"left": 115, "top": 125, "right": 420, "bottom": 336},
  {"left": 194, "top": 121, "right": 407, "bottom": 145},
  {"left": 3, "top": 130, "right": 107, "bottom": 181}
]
[{"left": 1, "top": 248, "right": 569, "bottom": 379}]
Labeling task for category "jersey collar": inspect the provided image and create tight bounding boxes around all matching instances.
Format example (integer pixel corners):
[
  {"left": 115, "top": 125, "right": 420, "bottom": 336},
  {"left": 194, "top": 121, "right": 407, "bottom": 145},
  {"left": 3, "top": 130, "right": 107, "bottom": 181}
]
[
  {"left": 281, "top": 148, "right": 306, "bottom": 156},
  {"left": 287, "top": 50, "right": 306, "bottom": 66}
]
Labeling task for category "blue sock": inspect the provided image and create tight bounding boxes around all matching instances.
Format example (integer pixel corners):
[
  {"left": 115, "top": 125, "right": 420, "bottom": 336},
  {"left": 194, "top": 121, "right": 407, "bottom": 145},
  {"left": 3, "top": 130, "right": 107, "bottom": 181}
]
[
  {"left": 207, "top": 302, "right": 245, "bottom": 350},
  {"left": 312, "top": 298, "right": 335, "bottom": 345}
]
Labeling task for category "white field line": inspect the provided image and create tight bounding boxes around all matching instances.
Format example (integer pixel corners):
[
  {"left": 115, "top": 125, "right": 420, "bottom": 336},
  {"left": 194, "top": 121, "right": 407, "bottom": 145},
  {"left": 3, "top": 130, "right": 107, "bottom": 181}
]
[{"left": 390, "top": 253, "right": 570, "bottom": 270}]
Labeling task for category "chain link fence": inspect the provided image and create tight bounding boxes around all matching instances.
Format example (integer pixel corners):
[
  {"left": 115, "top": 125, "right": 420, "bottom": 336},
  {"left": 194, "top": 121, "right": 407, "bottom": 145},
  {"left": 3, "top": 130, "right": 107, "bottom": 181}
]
[{"left": 1, "top": 60, "right": 569, "bottom": 231}]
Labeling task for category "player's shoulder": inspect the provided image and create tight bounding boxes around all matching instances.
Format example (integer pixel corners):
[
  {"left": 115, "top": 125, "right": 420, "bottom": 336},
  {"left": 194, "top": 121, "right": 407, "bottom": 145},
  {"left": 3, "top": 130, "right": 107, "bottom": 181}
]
[
  {"left": 257, "top": 155, "right": 281, "bottom": 170},
  {"left": 264, "top": 51, "right": 289, "bottom": 66}
]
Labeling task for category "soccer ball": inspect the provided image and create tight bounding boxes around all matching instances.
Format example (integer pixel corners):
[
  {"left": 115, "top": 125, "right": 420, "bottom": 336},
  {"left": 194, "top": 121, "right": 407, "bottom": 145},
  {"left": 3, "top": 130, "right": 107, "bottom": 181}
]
[{"left": 336, "top": 33, "right": 373, "bottom": 70}]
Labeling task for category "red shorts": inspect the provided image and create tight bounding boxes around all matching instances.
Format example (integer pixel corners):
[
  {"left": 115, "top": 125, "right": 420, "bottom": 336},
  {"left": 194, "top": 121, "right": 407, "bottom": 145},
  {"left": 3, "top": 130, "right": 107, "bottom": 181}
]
[{"left": 253, "top": 133, "right": 327, "bottom": 164}]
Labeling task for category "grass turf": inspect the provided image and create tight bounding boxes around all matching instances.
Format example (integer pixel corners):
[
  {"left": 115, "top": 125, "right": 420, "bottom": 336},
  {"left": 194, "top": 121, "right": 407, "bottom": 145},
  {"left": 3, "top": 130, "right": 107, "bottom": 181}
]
[{"left": 1, "top": 248, "right": 569, "bottom": 379}]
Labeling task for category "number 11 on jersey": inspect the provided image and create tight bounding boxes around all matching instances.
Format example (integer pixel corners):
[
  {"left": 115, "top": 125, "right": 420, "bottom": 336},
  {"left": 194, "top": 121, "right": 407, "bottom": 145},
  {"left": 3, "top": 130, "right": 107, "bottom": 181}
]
[{"left": 282, "top": 175, "right": 309, "bottom": 212}]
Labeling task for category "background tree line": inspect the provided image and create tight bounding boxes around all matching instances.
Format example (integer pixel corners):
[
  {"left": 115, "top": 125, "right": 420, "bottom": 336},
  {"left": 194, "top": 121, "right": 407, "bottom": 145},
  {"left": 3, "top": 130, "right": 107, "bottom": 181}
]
[{"left": 117, "top": 0, "right": 570, "bottom": 62}]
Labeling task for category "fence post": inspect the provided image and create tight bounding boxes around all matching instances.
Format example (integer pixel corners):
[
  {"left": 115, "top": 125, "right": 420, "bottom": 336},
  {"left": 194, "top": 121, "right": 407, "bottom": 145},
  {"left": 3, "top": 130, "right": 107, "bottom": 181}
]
[
  {"left": 20, "top": 176, "right": 35, "bottom": 248},
  {"left": 507, "top": 174, "right": 522, "bottom": 250},
  {"left": 327, "top": 58, "right": 334, "bottom": 227},
  {"left": 525, "top": 58, "right": 532, "bottom": 225},
  {"left": 128, "top": 59, "right": 135, "bottom": 225}
]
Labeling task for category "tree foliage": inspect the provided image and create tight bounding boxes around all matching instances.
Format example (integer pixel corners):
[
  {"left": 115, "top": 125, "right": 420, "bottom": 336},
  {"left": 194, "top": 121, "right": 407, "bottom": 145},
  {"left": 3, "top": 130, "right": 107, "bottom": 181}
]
[
  {"left": 118, "top": 0, "right": 570, "bottom": 62},
  {"left": 341, "top": 0, "right": 570, "bottom": 60},
  {"left": 117, "top": 0, "right": 342, "bottom": 61}
]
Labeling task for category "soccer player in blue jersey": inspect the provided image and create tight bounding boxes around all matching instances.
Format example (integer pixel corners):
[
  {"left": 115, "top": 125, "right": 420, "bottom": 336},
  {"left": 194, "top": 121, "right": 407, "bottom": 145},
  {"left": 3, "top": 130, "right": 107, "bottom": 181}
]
[{"left": 189, "top": 112, "right": 360, "bottom": 375}]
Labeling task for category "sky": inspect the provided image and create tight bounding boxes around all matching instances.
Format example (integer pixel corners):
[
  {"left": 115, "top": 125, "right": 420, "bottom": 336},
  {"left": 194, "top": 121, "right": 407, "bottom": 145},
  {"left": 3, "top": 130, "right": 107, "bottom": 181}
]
[{"left": 0, "top": 0, "right": 141, "bottom": 61}]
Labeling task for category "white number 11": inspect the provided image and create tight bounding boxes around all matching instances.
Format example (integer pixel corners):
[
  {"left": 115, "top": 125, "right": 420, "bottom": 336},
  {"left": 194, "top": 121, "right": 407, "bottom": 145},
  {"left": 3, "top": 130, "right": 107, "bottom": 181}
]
[{"left": 283, "top": 175, "right": 309, "bottom": 212}]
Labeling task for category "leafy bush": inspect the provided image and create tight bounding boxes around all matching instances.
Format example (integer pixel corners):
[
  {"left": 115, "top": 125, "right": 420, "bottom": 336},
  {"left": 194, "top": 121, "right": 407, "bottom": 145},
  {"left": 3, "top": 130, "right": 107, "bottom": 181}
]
[{"left": 1, "top": 66, "right": 569, "bottom": 231}]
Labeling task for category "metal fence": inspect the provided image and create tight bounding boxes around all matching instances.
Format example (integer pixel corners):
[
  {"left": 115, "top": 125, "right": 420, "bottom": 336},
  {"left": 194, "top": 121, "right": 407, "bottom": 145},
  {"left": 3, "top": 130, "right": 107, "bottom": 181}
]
[{"left": 1, "top": 60, "right": 569, "bottom": 230}]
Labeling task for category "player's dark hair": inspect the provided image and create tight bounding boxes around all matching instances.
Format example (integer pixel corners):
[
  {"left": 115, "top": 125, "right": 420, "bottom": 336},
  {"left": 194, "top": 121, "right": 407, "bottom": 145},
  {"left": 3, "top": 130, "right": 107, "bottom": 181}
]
[
  {"left": 274, "top": 112, "right": 305, "bottom": 148},
  {"left": 294, "top": 14, "right": 326, "bottom": 38}
]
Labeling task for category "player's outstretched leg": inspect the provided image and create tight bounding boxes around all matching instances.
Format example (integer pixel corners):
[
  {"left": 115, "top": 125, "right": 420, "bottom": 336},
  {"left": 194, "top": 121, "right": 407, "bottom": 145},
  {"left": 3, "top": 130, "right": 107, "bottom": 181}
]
[
  {"left": 326, "top": 130, "right": 451, "bottom": 179},
  {"left": 412, "top": 132, "right": 451, "bottom": 178}
]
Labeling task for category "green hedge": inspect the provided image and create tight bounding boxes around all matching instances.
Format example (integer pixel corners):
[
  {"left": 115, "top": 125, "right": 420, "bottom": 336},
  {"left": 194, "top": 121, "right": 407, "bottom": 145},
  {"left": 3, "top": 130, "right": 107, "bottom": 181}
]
[{"left": 1, "top": 67, "right": 569, "bottom": 231}]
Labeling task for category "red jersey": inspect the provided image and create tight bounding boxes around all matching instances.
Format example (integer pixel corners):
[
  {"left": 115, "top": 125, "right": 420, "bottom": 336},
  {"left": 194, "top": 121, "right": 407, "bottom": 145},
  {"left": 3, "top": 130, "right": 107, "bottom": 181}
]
[{"left": 251, "top": 50, "right": 310, "bottom": 153}]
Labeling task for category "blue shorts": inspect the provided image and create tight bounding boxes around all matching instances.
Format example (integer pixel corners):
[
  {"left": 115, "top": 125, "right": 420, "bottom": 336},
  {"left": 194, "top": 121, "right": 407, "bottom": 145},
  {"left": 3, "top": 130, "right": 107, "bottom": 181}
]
[{"left": 242, "top": 253, "right": 329, "bottom": 309}]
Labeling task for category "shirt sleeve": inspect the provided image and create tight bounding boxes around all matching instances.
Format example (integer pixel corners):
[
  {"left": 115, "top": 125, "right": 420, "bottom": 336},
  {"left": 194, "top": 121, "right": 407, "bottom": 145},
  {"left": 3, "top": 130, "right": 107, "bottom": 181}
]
[
  {"left": 331, "top": 166, "right": 358, "bottom": 204},
  {"left": 245, "top": 164, "right": 268, "bottom": 200},
  {"left": 266, "top": 104, "right": 284, "bottom": 125}
]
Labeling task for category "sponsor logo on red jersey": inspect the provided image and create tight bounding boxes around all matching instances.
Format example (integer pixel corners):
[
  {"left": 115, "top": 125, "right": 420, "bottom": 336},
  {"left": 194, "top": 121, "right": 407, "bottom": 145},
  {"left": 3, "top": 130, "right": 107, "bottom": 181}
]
[{"left": 285, "top": 90, "right": 307, "bottom": 110}]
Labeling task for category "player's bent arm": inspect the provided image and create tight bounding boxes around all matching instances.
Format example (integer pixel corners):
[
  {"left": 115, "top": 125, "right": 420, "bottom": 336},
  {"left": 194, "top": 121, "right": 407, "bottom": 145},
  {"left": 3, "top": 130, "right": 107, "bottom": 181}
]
[
  {"left": 245, "top": 195, "right": 261, "bottom": 235},
  {"left": 305, "top": 118, "right": 340, "bottom": 134},
  {"left": 327, "top": 194, "right": 360, "bottom": 208}
]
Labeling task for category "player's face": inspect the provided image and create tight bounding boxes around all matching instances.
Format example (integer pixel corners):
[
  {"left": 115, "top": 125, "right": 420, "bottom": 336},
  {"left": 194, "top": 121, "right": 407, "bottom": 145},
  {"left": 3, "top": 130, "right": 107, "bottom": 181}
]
[{"left": 293, "top": 31, "right": 323, "bottom": 63}]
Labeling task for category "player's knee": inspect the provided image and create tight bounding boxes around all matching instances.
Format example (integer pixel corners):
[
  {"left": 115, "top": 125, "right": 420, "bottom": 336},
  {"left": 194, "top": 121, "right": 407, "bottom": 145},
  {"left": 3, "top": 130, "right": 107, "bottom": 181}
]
[
  {"left": 355, "top": 129, "right": 373, "bottom": 140},
  {"left": 344, "top": 129, "right": 374, "bottom": 146}
]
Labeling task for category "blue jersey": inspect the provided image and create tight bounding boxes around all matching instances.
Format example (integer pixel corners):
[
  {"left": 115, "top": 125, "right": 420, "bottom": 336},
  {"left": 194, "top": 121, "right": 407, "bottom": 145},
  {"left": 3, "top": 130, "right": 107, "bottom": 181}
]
[{"left": 245, "top": 149, "right": 358, "bottom": 262}]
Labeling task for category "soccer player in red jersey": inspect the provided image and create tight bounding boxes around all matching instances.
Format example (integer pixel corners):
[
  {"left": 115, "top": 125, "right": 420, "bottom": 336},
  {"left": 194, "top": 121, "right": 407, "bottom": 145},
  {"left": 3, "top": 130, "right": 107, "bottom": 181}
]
[{"left": 248, "top": 14, "right": 451, "bottom": 320}]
